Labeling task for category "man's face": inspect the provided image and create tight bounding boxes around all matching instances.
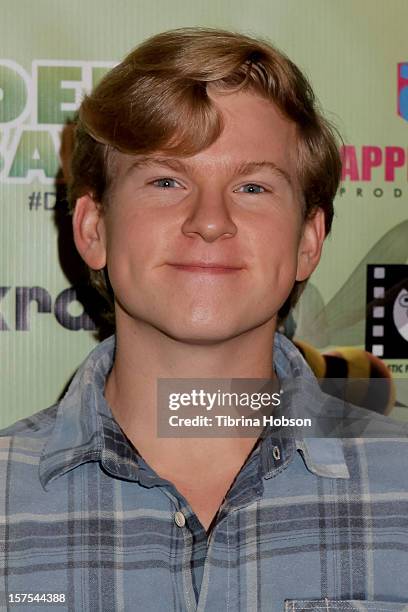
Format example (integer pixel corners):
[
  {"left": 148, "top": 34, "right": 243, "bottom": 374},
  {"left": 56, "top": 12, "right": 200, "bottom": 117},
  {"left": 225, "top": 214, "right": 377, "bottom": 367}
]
[{"left": 88, "top": 90, "right": 323, "bottom": 343}]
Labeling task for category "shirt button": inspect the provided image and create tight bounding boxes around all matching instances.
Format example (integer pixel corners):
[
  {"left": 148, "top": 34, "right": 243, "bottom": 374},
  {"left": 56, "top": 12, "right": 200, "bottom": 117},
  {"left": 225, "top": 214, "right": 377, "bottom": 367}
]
[
  {"left": 272, "top": 445, "right": 281, "bottom": 461},
  {"left": 174, "top": 511, "right": 186, "bottom": 528}
]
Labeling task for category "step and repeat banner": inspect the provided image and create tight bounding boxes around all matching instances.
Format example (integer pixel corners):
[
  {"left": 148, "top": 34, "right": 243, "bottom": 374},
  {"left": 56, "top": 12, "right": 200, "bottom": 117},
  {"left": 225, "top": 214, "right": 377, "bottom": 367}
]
[{"left": 1, "top": 0, "right": 407, "bottom": 427}]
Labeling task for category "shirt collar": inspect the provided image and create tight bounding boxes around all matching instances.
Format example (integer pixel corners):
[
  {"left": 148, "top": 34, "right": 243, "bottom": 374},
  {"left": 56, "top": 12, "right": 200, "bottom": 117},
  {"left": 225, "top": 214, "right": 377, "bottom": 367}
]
[
  {"left": 269, "top": 333, "right": 350, "bottom": 480},
  {"left": 39, "top": 332, "right": 349, "bottom": 489},
  {"left": 40, "top": 335, "right": 141, "bottom": 489}
]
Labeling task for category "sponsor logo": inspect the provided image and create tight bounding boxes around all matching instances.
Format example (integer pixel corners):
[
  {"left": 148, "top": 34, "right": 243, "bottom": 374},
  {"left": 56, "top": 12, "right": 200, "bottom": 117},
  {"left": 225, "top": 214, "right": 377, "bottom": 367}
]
[
  {"left": 338, "top": 64, "right": 408, "bottom": 198},
  {"left": 0, "top": 60, "right": 113, "bottom": 184},
  {"left": 0, "top": 285, "right": 95, "bottom": 331},
  {"left": 365, "top": 264, "right": 408, "bottom": 359},
  {"left": 398, "top": 62, "right": 408, "bottom": 122}
]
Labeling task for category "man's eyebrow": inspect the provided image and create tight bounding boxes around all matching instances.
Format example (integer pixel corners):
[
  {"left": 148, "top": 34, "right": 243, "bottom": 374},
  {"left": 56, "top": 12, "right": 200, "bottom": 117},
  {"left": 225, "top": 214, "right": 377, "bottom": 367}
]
[{"left": 125, "top": 156, "right": 292, "bottom": 186}]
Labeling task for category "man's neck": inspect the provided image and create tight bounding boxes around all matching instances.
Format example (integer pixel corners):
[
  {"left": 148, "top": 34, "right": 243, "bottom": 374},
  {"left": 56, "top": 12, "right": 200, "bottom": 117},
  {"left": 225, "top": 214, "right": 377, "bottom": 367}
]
[{"left": 104, "top": 312, "right": 277, "bottom": 481}]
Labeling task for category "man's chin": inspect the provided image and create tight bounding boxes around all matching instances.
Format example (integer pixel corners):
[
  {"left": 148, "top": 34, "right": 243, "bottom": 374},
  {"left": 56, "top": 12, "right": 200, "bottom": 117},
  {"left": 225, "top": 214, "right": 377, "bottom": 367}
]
[
  {"left": 114, "top": 303, "right": 275, "bottom": 344},
  {"left": 154, "top": 315, "right": 273, "bottom": 346},
  {"left": 158, "top": 322, "right": 241, "bottom": 346}
]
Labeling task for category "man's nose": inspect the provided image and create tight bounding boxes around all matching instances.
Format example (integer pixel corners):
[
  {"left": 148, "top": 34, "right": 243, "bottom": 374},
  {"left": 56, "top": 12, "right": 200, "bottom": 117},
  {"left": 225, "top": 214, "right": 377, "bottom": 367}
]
[{"left": 181, "top": 187, "right": 237, "bottom": 242}]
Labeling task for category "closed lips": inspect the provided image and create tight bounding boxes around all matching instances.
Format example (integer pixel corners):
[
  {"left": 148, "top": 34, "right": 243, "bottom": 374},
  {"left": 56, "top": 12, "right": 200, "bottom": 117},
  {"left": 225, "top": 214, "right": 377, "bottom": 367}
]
[{"left": 169, "top": 262, "right": 243, "bottom": 269}]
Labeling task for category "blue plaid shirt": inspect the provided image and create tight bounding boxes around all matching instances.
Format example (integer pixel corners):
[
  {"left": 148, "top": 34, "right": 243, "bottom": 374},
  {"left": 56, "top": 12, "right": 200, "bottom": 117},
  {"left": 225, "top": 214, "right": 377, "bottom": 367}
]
[{"left": 1, "top": 333, "right": 408, "bottom": 611}]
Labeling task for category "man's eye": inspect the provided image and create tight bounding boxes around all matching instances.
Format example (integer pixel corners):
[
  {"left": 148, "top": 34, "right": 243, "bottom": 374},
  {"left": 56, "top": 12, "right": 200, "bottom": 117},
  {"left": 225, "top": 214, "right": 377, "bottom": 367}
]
[
  {"left": 151, "top": 178, "right": 181, "bottom": 188},
  {"left": 236, "top": 183, "right": 265, "bottom": 194}
]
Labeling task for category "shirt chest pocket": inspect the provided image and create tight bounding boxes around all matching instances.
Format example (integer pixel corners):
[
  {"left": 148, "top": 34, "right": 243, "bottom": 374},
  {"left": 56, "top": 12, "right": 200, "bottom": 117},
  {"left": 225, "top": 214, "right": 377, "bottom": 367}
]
[{"left": 283, "top": 599, "right": 408, "bottom": 611}]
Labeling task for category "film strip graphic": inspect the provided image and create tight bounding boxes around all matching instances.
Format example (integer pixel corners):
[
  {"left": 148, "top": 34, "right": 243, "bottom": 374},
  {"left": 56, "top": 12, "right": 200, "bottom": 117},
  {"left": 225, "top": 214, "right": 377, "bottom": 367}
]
[{"left": 365, "top": 264, "right": 408, "bottom": 359}]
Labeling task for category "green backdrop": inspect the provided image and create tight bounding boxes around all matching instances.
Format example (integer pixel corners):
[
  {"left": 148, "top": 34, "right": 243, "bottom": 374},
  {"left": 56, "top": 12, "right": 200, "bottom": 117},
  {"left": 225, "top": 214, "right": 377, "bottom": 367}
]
[{"left": 1, "top": 0, "right": 407, "bottom": 428}]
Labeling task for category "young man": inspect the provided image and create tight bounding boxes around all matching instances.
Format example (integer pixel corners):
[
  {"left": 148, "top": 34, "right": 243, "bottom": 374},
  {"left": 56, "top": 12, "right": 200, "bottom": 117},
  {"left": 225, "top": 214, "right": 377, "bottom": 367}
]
[{"left": 1, "top": 28, "right": 408, "bottom": 611}]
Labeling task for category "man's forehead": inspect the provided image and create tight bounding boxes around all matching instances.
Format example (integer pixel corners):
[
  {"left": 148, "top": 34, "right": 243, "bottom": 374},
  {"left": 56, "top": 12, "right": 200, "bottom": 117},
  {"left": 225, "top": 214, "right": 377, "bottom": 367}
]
[{"left": 112, "top": 90, "right": 299, "bottom": 182}]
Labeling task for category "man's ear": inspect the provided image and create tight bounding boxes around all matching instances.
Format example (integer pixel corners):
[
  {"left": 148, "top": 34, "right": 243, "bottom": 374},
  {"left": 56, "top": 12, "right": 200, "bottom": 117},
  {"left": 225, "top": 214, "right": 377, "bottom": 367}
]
[
  {"left": 72, "top": 194, "right": 107, "bottom": 270},
  {"left": 296, "top": 208, "right": 326, "bottom": 282}
]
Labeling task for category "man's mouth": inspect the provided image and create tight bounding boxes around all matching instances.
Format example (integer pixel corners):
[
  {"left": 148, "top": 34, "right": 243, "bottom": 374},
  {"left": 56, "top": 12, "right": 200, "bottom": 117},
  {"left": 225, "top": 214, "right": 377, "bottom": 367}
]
[{"left": 168, "top": 261, "right": 244, "bottom": 273}]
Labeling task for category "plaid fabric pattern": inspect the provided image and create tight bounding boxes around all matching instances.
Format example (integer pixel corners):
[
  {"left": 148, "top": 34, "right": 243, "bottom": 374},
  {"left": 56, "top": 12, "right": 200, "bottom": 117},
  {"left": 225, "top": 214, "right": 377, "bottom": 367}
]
[{"left": 1, "top": 333, "right": 408, "bottom": 611}]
